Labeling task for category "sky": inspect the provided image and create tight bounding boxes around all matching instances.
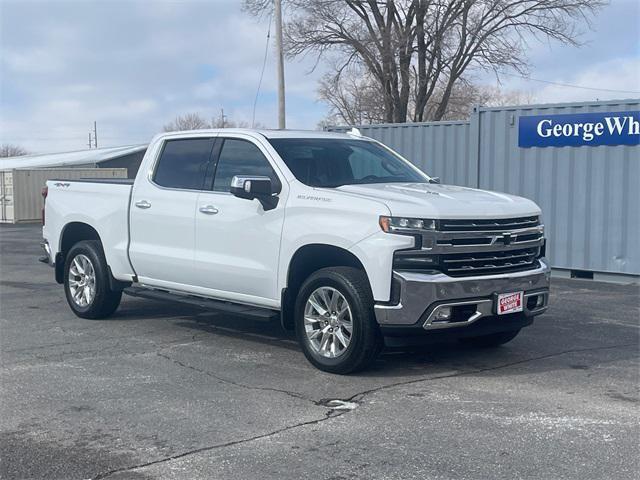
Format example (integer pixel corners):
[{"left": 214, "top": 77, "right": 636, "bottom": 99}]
[{"left": 1, "top": 0, "right": 639, "bottom": 154}]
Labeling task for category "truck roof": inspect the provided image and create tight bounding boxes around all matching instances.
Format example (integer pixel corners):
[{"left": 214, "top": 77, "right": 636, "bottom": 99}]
[{"left": 159, "top": 128, "right": 365, "bottom": 140}]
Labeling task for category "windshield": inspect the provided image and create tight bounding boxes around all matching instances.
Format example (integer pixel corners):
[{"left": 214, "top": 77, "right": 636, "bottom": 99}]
[{"left": 268, "top": 138, "right": 428, "bottom": 188}]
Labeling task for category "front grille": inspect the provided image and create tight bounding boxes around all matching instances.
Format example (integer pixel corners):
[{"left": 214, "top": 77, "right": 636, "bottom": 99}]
[
  {"left": 393, "top": 216, "right": 545, "bottom": 277},
  {"left": 439, "top": 216, "right": 539, "bottom": 232},
  {"left": 441, "top": 247, "right": 540, "bottom": 277}
]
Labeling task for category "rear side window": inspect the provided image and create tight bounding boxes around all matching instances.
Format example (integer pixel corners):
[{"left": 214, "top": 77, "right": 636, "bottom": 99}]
[
  {"left": 212, "top": 138, "right": 280, "bottom": 192},
  {"left": 153, "top": 138, "right": 215, "bottom": 190}
]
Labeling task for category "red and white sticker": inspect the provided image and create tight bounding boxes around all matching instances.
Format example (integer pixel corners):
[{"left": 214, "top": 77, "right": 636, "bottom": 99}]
[{"left": 497, "top": 291, "right": 524, "bottom": 315}]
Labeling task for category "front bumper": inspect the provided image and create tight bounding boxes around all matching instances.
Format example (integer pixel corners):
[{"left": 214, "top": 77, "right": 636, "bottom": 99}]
[{"left": 374, "top": 258, "right": 551, "bottom": 329}]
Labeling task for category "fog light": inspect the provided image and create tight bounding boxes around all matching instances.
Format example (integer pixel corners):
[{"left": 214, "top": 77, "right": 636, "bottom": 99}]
[
  {"left": 433, "top": 306, "right": 452, "bottom": 322},
  {"left": 535, "top": 295, "right": 545, "bottom": 308}
]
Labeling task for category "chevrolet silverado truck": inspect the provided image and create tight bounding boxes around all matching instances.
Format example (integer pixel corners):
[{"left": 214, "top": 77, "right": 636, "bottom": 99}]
[{"left": 41, "top": 129, "right": 550, "bottom": 374}]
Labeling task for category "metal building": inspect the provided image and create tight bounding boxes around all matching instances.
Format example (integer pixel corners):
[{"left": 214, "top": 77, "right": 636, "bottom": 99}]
[
  {"left": 329, "top": 99, "right": 640, "bottom": 282},
  {"left": 0, "top": 144, "right": 147, "bottom": 178},
  {"left": 0, "top": 144, "right": 146, "bottom": 223},
  {"left": 1, "top": 168, "right": 127, "bottom": 223}
]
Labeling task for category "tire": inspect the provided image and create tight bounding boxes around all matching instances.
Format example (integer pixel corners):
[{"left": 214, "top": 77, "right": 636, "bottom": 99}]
[
  {"left": 64, "top": 240, "right": 122, "bottom": 319},
  {"left": 459, "top": 328, "right": 521, "bottom": 348},
  {"left": 294, "top": 267, "right": 382, "bottom": 374}
]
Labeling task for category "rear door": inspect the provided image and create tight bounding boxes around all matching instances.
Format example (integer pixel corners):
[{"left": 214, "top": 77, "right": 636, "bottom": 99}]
[
  {"left": 194, "top": 135, "right": 287, "bottom": 305},
  {"left": 129, "top": 136, "right": 216, "bottom": 287}
]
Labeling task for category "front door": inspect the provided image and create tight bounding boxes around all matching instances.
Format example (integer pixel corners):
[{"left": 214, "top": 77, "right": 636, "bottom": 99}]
[
  {"left": 194, "top": 135, "right": 286, "bottom": 306},
  {"left": 129, "top": 136, "right": 216, "bottom": 287}
]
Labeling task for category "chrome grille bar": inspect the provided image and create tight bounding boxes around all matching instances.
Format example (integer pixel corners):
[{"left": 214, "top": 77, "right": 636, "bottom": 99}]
[
  {"left": 441, "top": 247, "right": 539, "bottom": 276},
  {"left": 439, "top": 216, "right": 539, "bottom": 232}
]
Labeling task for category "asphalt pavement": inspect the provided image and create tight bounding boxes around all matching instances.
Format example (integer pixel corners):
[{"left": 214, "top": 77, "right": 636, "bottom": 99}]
[{"left": 1, "top": 223, "right": 638, "bottom": 479}]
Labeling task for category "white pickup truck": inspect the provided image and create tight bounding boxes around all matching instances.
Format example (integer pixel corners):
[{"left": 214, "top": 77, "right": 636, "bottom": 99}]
[{"left": 41, "top": 129, "right": 550, "bottom": 373}]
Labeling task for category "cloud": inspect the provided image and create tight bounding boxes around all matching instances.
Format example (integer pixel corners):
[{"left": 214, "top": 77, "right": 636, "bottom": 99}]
[
  {"left": 0, "top": 0, "right": 328, "bottom": 153},
  {"left": 533, "top": 57, "right": 640, "bottom": 104}
]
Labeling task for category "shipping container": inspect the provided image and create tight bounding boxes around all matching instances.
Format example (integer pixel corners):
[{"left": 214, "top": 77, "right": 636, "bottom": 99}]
[{"left": 0, "top": 168, "right": 127, "bottom": 223}]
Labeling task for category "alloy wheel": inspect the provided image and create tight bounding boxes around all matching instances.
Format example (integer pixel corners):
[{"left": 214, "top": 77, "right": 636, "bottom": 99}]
[
  {"left": 304, "top": 286, "right": 353, "bottom": 358},
  {"left": 68, "top": 254, "right": 96, "bottom": 307}
]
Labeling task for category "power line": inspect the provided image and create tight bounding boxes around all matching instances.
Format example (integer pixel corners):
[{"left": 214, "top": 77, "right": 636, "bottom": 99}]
[
  {"left": 501, "top": 72, "right": 640, "bottom": 95},
  {"left": 252, "top": 14, "right": 272, "bottom": 128}
]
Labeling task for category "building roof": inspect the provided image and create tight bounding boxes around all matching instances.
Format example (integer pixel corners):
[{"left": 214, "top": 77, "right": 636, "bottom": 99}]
[{"left": 0, "top": 144, "right": 148, "bottom": 170}]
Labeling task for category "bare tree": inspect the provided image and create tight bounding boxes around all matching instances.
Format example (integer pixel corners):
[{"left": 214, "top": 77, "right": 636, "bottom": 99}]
[
  {"left": 0, "top": 144, "right": 28, "bottom": 158},
  {"left": 245, "top": 0, "right": 603, "bottom": 123},
  {"left": 318, "top": 67, "right": 386, "bottom": 125},
  {"left": 210, "top": 117, "right": 254, "bottom": 129},
  {"left": 479, "top": 86, "right": 536, "bottom": 107},
  {"left": 163, "top": 113, "right": 210, "bottom": 132},
  {"left": 423, "top": 82, "right": 536, "bottom": 121},
  {"left": 318, "top": 65, "right": 537, "bottom": 125},
  {"left": 163, "top": 112, "right": 263, "bottom": 131}
]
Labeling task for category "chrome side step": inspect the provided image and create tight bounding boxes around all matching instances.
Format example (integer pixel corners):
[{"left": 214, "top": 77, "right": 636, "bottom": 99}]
[{"left": 123, "top": 286, "right": 279, "bottom": 321}]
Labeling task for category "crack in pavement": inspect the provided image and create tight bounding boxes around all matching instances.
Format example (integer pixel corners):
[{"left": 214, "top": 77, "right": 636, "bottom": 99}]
[
  {"left": 92, "top": 410, "right": 343, "bottom": 480},
  {"left": 155, "top": 351, "right": 316, "bottom": 404},
  {"left": 91, "top": 341, "right": 637, "bottom": 479}
]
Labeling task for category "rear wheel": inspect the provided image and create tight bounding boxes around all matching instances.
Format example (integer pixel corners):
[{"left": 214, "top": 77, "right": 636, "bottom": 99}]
[
  {"left": 64, "top": 240, "right": 122, "bottom": 319},
  {"left": 295, "top": 267, "right": 382, "bottom": 374},
  {"left": 459, "top": 328, "right": 521, "bottom": 348}
]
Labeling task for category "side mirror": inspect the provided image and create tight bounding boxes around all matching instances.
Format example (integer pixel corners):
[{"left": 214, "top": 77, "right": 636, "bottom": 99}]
[
  {"left": 230, "top": 176, "right": 278, "bottom": 210},
  {"left": 429, "top": 176, "right": 441, "bottom": 184}
]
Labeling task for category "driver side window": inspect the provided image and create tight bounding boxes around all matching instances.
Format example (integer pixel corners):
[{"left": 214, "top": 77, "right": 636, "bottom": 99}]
[{"left": 212, "top": 138, "right": 280, "bottom": 192}]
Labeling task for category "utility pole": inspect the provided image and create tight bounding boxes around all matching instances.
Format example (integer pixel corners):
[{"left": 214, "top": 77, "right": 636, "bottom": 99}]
[
  {"left": 220, "top": 108, "right": 226, "bottom": 128},
  {"left": 93, "top": 121, "right": 98, "bottom": 148},
  {"left": 88, "top": 132, "right": 93, "bottom": 149},
  {"left": 274, "top": 0, "right": 286, "bottom": 129}
]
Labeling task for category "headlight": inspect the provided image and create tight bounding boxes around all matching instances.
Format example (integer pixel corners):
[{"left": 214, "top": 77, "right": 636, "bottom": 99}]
[{"left": 379, "top": 216, "right": 436, "bottom": 233}]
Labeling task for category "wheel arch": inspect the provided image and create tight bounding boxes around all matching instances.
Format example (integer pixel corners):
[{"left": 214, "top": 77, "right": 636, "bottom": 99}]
[
  {"left": 56, "top": 222, "right": 101, "bottom": 283},
  {"left": 280, "top": 243, "right": 370, "bottom": 330}
]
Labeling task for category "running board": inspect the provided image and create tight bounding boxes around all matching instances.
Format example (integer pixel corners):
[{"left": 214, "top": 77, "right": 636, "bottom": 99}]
[{"left": 123, "top": 286, "right": 279, "bottom": 321}]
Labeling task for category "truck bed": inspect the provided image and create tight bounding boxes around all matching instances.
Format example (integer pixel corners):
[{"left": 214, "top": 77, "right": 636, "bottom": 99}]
[{"left": 43, "top": 179, "right": 135, "bottom": 281}]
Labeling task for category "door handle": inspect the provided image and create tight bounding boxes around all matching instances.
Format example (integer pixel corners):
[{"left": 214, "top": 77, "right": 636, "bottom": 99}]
[
  {"left": 199, "top": 205, "right": 219, "bottom": 215},
  {"left": 135, "top": 200, "right": 151, "bottom": 209}
]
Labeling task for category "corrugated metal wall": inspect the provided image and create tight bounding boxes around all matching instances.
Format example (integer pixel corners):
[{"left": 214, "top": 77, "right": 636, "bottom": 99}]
[
  {"left": 1, "top": 168, "right": 127, "bottom": 223},
  {"left": 474, "top": 99, "right": 640, "bottom": 276},
  {"left": 328, "top": 99, "right": 640, "bottom": 276},
  {"left": 331, "top": 121, "right": 475, "bottom": 187}
]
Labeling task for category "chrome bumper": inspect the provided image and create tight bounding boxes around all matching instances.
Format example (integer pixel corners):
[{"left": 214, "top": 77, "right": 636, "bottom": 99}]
[{"left": 374, "top": 258, "right": 551, "bottom": 328}]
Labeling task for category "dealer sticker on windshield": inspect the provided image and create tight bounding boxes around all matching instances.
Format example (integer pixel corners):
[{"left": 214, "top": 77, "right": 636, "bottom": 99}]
[{"left": 497, "top": 291, "right": 524, "bottom": 315}]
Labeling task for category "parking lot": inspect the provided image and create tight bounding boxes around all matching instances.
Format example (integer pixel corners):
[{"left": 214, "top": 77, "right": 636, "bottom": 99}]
[{"left": 1, "top": 223, "right": 638, "bottom": 479}]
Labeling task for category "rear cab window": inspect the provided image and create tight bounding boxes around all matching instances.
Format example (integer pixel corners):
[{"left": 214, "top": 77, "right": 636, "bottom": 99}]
[{"left": 153, "top": 138, "right": 215, "bottom": 190}]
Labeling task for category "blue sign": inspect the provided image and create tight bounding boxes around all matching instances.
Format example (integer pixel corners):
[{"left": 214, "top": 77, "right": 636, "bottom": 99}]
[{"left": 519, "top": 111, "right": 640, "bottom": 148}]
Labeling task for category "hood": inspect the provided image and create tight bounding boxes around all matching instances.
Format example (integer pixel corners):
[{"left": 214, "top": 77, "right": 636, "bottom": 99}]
[{"left": 335, "top": 182, "right": 541, "bottom": 219}]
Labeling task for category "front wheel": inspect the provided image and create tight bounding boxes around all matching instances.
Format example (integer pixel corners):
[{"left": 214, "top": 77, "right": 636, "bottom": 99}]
[
  {"left": 295, "top": 267, "right": 382, "bottom": 374},
  {"left": 64, "top": 240, "right": 122, "bottom": 319},
  {"left": 459, "top": 328, "right": 521, "bottom": 348}
]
